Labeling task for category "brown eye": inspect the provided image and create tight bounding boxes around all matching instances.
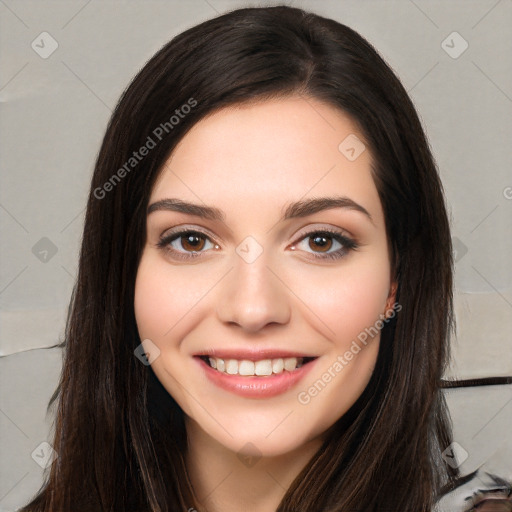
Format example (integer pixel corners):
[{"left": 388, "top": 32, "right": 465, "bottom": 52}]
[
  {"left": 180, "top": 233, "right": 206, "bottom": 252},
  {"left": 308, "top": 234, "right": 333, "bottom": 253},
  {"left": 290, "top": 229, "right": 358, "bottom": 261},
  {"left": 156, "top": 229, "right": 217, "bottom": 260}
]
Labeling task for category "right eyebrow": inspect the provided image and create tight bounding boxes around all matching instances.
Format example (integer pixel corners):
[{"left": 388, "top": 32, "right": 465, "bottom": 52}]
[{"left": 147, "top": 198, "right": 225, "bottom": 221}]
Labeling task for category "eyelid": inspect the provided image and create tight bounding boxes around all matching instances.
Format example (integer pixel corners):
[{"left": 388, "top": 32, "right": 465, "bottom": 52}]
[
  {"left": 290, "top": 223, "right": 355, "bottom": 243},
  {"left": 155, "top": 225, "right": 220, "bottom": 262},
  {"left": 288, "top": 226, "right": 358, "bottom": 261},
  {"left": 159, "top": 224, "right": 219, "bottom": 242},
  {"left": 157, "top": 223, "right": 358, "bottom": 261}
]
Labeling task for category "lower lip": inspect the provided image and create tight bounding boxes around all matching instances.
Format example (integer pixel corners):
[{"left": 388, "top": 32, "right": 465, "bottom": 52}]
[{"left": 195, "top": 357, "right": 317, "bottom": 398}]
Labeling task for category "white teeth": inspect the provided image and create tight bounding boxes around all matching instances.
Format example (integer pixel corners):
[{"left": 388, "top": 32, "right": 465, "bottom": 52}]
[
  {"left": 284, "top": 357, "right": 297, "bottom": 371},
  {"left": 272, "top": 358, "right": 284, "bottom": 374},
  {"left": 239, "top": 360, "right": 255, "bottom": 376},
  {"left": 255, "top": 360, "right": 272, "bottom": 376},
  {"left": 226, "top": 359, "right": 238, "bottom": 375},
  {"left": 205, "top": 356, "right": 304, "bottom": 376}
]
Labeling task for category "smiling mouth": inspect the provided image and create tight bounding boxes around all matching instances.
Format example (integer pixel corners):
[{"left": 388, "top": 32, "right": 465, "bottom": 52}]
[{"left": 198, "top": 355, "right": 317, "bottom": 377}]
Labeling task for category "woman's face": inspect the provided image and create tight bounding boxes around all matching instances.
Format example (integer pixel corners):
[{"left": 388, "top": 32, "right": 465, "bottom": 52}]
[{"left": 134, "top": 96, "right": 396, "bottom": 457}]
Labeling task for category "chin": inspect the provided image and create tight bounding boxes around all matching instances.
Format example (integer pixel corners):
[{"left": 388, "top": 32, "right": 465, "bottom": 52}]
[{"left": 188, "top": 408, "right": 324, "bottom": 460}]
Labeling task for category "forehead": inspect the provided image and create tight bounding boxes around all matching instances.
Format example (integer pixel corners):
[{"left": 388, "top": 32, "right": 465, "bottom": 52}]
[{"left": 150, "top": 96, "right": 384, "bottom": 228}]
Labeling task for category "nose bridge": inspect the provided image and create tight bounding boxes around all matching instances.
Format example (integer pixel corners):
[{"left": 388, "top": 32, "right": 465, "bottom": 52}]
[{"left": 216, "top": 246, "right": 291, "bottom": 332}]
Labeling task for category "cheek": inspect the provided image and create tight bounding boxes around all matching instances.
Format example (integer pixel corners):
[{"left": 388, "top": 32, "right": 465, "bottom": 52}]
[
  {"left": 133, "top": 254, "right": 201, "bottom": 342},
  {"left": 294, "top": 260, "right": 391, "bottom": 346},
  {"left": 135, "top": 261, "right": 170, "bottom": 340}
]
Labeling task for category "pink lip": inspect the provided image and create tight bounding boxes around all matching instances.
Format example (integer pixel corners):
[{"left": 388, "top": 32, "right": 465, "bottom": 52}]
[
  {"left": 194, "top": 349, "right": 316, "bottom": 360},
  {"left": 194, "top": 356, "right": 318, "bottom": 399}
]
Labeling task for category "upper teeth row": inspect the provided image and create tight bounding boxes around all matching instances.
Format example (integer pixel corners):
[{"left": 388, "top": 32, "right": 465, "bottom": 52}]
[{"left": 208, "top": 357, "right": 303, "bottom": 376}]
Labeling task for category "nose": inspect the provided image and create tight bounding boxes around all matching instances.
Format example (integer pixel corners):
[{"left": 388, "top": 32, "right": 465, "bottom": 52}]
[{"left": 216, "top": 253, "right": 291, "bottom": 333}]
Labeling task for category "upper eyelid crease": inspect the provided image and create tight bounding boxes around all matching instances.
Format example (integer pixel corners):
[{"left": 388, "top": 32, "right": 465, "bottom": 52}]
[{"left": 147, "top": 196, "right": 374, "bottom": 225}]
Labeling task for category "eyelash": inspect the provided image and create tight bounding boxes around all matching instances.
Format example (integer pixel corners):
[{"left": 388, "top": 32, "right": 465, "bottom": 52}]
[{"left": 156, "top": 227, "right": 358, "bottom": 262}]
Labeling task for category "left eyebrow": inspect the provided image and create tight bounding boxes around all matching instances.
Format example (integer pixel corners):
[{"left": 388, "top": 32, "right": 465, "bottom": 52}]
[
  {"left": 282, "top": 196, "right": 374, "bottom": 224},
  {"left": 147, "top": 195, "right": 373, "bottom": 224}
]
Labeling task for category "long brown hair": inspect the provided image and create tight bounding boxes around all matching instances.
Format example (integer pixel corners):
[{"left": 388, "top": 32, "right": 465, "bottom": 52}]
[{"left": 21, "top": 5, "right": 457, "bottom": 511}]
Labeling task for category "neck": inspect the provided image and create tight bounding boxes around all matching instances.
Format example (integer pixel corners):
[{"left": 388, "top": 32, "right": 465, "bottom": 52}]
[{"left": 184, "top": 419, "right": 323, "bottom": 512}]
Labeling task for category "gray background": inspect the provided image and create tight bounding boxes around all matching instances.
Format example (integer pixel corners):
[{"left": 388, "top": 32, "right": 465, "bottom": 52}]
[{"left": 1, "top": 0, "right": 511, "bottom": 510}]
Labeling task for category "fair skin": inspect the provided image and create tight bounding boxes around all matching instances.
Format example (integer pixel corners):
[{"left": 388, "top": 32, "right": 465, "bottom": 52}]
[{"left": 134, "top": 96, "right": 397, "bottom": 512}]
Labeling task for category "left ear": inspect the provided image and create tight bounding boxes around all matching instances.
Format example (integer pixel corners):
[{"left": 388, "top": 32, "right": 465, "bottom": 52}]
[{"left": 384, "top": 281, "right": 398, "bottom": 318}]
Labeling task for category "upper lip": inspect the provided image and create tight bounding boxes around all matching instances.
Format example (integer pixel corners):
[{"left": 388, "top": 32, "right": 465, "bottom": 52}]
[{"left": 194, "top": 349, "right": 318, "bottom": 360}]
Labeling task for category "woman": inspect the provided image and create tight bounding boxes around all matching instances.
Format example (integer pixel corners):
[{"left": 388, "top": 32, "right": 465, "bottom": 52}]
[{"left": 20, "top": 5, "right": 458, "bottom": 511}]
